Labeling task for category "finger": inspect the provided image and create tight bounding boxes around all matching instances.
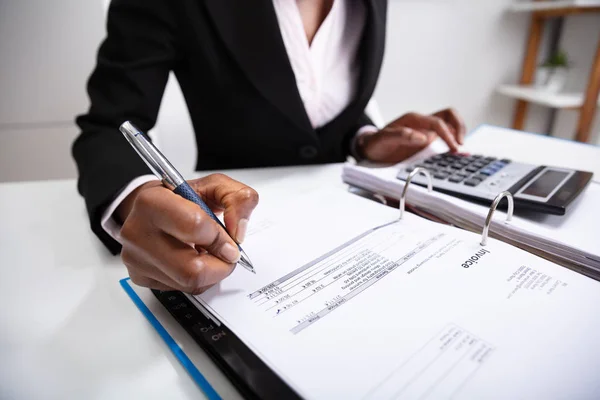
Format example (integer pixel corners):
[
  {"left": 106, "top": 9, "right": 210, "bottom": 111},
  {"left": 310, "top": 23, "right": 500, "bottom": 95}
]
[
  {"left": 361, "top": 127, "right": 429, "bottom": 163},
  {"left": 134, "top": 187, "right": 240, "bottom": 264},
  {"left": 434, "top": 108, "right": 466, "bottom": 144},
  {"left": 128, "top": 272, "right": 177, "bottom": 292},
  {"left": 122, "top": 245, "right": 195, "bottom": 291},
  {"left": 382, "top": 126, "right": 428, "bottom": 146},
  {"left": 148, "top": 232, "right": 236, "bottom": 292},
  {"left": 404, "top": 113, "right": 459, "bottom": 152},
  {"left": 190, "top": 174, "right": 259, "bottom": 243}
]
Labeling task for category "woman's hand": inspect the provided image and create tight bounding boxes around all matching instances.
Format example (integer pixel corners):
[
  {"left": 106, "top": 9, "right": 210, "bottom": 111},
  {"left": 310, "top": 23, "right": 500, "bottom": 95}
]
[
  {"left": 116, "top": 174, "right": 259, "bottom": 294},
  {"left": 357, "top": 108, "right": 466, "bottom": 163}
]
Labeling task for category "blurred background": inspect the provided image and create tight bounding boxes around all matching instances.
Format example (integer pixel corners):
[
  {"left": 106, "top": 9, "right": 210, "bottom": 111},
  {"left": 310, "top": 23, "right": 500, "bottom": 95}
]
[{"left": 1, "top": 0, "right": 599, "bottom": 183}]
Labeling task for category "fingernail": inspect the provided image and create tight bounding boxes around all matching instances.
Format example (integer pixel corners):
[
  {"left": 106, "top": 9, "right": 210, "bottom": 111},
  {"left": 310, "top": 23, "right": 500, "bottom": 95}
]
[
  {"left": 221, "top": 243, "right": 240, "bottom": 264},
  {"left": 237, "top": 218, "right": 249, "bottom": 243}
]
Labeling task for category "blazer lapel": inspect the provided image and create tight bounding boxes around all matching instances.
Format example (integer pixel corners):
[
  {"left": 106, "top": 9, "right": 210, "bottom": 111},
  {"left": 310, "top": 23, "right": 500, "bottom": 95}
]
[
  {"left": 203, "top": 0, "right": 315, "bottom": 135},
  {"left": 355, "top": 0, "right": 386, "bottom": 109}
]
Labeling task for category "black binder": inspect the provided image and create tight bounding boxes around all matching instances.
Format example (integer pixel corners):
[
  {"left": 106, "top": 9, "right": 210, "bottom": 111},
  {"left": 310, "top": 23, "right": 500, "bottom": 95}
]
[{"left": 151, "top": 288, "right": 302, "bottom": 400}]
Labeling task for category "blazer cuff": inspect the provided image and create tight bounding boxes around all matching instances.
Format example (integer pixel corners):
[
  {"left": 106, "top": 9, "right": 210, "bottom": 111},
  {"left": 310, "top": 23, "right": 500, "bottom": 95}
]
[
  {"left": 350, "top": 125, "right": 379, "bottom": 161},
  {"left": 101, "top": 175, "right": 159, "bottom": 243}
]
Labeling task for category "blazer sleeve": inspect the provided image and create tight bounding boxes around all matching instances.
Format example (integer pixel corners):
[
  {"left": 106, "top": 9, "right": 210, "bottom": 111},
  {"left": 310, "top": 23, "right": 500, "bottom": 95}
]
[
  {"left": 342, "top": 112, "right": 376, "bottom": 160},
  {"left": 72, "top": 0, "right": 177, "bottom": 254}
]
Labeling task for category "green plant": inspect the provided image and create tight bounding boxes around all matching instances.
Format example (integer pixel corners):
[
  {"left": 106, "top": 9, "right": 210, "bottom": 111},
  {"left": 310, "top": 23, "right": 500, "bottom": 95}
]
[{"left": 541, "top": 50, "right": 571, "bottom": 68}]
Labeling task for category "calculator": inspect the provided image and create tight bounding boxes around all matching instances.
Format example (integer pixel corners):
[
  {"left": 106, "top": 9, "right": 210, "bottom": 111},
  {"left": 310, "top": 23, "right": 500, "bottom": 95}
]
[{"left": 396, "top": 152, "right": 593, "bottom": 215}]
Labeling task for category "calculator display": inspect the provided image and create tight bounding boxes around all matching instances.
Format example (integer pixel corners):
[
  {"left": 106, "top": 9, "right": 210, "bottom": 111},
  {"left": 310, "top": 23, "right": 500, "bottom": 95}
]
[{"left": 521, "top": 170, "right": 569, "bottom": 198}]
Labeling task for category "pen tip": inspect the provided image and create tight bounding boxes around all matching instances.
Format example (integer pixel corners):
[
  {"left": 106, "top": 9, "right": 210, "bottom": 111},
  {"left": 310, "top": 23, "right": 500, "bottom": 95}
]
[{"left": 239, "top": 252, "right": 256, "bottom": 274}]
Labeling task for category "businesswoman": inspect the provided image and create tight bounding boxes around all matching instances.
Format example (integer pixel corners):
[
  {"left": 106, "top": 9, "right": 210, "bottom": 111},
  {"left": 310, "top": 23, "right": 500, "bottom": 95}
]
[{"left": 73, "top": 0, "right": 465, "bottom": 294}]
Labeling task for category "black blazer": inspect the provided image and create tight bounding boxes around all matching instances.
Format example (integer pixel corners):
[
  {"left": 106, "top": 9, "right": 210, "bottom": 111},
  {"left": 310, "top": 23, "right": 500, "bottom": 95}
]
[{"left": 73, "top": 0, "right": 388, "bottom": 254}]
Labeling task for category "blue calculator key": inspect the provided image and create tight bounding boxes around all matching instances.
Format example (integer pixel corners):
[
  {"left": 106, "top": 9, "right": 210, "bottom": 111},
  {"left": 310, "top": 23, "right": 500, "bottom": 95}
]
[{"left": 479, "top": 169, "right": 493, "bottom": 176}]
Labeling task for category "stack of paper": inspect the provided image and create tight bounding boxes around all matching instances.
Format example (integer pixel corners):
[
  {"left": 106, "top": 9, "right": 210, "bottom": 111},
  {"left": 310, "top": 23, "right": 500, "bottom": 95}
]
[{"left": 342, "top": 154, "right": 600, "bottom": 280}]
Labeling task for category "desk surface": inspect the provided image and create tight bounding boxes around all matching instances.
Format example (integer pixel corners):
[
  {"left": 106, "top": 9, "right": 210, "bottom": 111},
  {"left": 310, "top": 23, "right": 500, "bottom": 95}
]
[{"left": 0, "top": 126, "right": 598, "bottom": 399}]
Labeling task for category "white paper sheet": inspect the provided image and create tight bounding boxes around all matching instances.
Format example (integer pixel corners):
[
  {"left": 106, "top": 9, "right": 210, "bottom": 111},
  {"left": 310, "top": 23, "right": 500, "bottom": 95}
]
[{"left": 195, "top": 187, "right": 600, "bottom": 399}]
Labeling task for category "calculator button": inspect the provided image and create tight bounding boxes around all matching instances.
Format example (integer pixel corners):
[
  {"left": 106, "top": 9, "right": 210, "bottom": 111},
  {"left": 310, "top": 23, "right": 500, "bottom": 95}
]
[
  {"left": 473, "top": 174, "right": 489, "bottom": 181},
  {"left": 479, "top": 169, "right": 495, "bottom": 176},
  {"left": 449, "top": 163, "right": 463, "bottom": 170},
  {"left": 464, "top": 178, "right": 481, "bottom": 187},
  {"left": 465, "top": 166, "right": 480, "bottom": 173},
  {"left": 434, "top": 172, "right": 449, "bottom": 179},
  {"left": 483, "top": 157, "right": 496, "bottom": 162},
  {"left": 500, "top": 159, "right": 511, "bottom": 164},
  {"left": 431, "top": 155, "right": 443, "bottom": 161},
  {"left": 436, "top": 161, "right": 449, "bottom": 167},
  {"left": 448, "top": 175, "right": 464, "bottom": 183}
]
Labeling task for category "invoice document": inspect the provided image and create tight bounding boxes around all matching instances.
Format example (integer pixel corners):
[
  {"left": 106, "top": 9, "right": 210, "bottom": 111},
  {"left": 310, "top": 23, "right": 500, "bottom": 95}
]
[{"left": 194, "top": 186, "right": 600, "bottom": 399}]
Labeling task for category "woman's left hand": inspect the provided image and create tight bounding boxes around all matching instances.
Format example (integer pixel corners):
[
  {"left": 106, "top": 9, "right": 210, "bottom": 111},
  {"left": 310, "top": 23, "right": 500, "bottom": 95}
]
[{"left": 356, "top": 108, "right": 466, "bottom": 163}]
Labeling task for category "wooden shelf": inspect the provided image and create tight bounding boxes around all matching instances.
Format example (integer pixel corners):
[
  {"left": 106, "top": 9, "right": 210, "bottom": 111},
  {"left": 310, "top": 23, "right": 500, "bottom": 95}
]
[
  {"left": 510, "top": 1, "right": 600, "bottom": 12},
  {"left": 497, "top": 84, "right": 600, "bottom": 109},
  {"left": 508, "top": 3, "right": 600, "bottom": 142}
]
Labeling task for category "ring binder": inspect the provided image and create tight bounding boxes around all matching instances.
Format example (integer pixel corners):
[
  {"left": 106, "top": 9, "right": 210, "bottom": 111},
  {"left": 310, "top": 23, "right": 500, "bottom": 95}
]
[
  {"left": 481, "top": 191, "right": 514, "bottom": 246},
  {"left": 400, "top": 167, "right": 432, "bottom": 219}
]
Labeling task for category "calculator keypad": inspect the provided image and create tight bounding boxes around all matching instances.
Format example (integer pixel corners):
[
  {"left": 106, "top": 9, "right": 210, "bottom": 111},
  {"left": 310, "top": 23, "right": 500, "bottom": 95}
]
[{"left": 406, "top": 152, "right": 511, "bottom": 187}]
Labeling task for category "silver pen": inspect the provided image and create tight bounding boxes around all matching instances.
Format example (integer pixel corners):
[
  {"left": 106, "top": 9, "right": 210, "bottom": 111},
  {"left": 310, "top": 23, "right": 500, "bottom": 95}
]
[{"left": 119, "top": 121, "right": 255, "bottom": 274}]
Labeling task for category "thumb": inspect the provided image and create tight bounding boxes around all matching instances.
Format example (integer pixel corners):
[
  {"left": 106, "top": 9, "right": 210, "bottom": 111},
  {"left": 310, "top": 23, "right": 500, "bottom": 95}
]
[
  {"left": 220, "top": 187, "right": 259, "bottom": 244},
  {"left": 189, "top": 174, "right": 260, "bottom": 244}
]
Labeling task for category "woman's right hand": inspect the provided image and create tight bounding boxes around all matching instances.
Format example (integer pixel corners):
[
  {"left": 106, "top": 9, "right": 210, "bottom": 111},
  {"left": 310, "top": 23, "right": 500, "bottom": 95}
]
[{"left": 116, "top": 173, "right": 259, "bottom": 294}]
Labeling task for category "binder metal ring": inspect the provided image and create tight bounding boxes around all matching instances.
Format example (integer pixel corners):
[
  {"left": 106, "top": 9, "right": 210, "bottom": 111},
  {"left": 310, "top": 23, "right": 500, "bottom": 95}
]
[
  {"left": 480, "top": 191, "right": 514, "bottom": 246},
  {"left": 400, "top": 167, "right": 432, "bottom": 220}
]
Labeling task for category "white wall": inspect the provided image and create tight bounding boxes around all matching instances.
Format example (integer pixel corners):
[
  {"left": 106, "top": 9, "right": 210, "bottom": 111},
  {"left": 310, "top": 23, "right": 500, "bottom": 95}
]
[
  {"left": 547, "top": 12, "right": 600, "bottom": 143},
  {"left": 0, "top": 0, "right": 106, "bottom": 182},
  {"left": 375, "top": 0, "right": 528, "bottom": 129},
  {"left": 0, "top": 0, "right": 598, "bottom": 183},
  {"left": 374, "top": 0, "right": 600, "bottom": 143}
]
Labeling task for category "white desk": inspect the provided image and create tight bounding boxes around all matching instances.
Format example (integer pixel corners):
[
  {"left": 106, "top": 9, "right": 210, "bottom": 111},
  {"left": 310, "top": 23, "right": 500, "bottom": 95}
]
[
  {"left": 0, "top": 126, "right": 598, "bottom": 399},
  {"left": 0, "top": 164, "right": 345, "bottom": 400}
]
